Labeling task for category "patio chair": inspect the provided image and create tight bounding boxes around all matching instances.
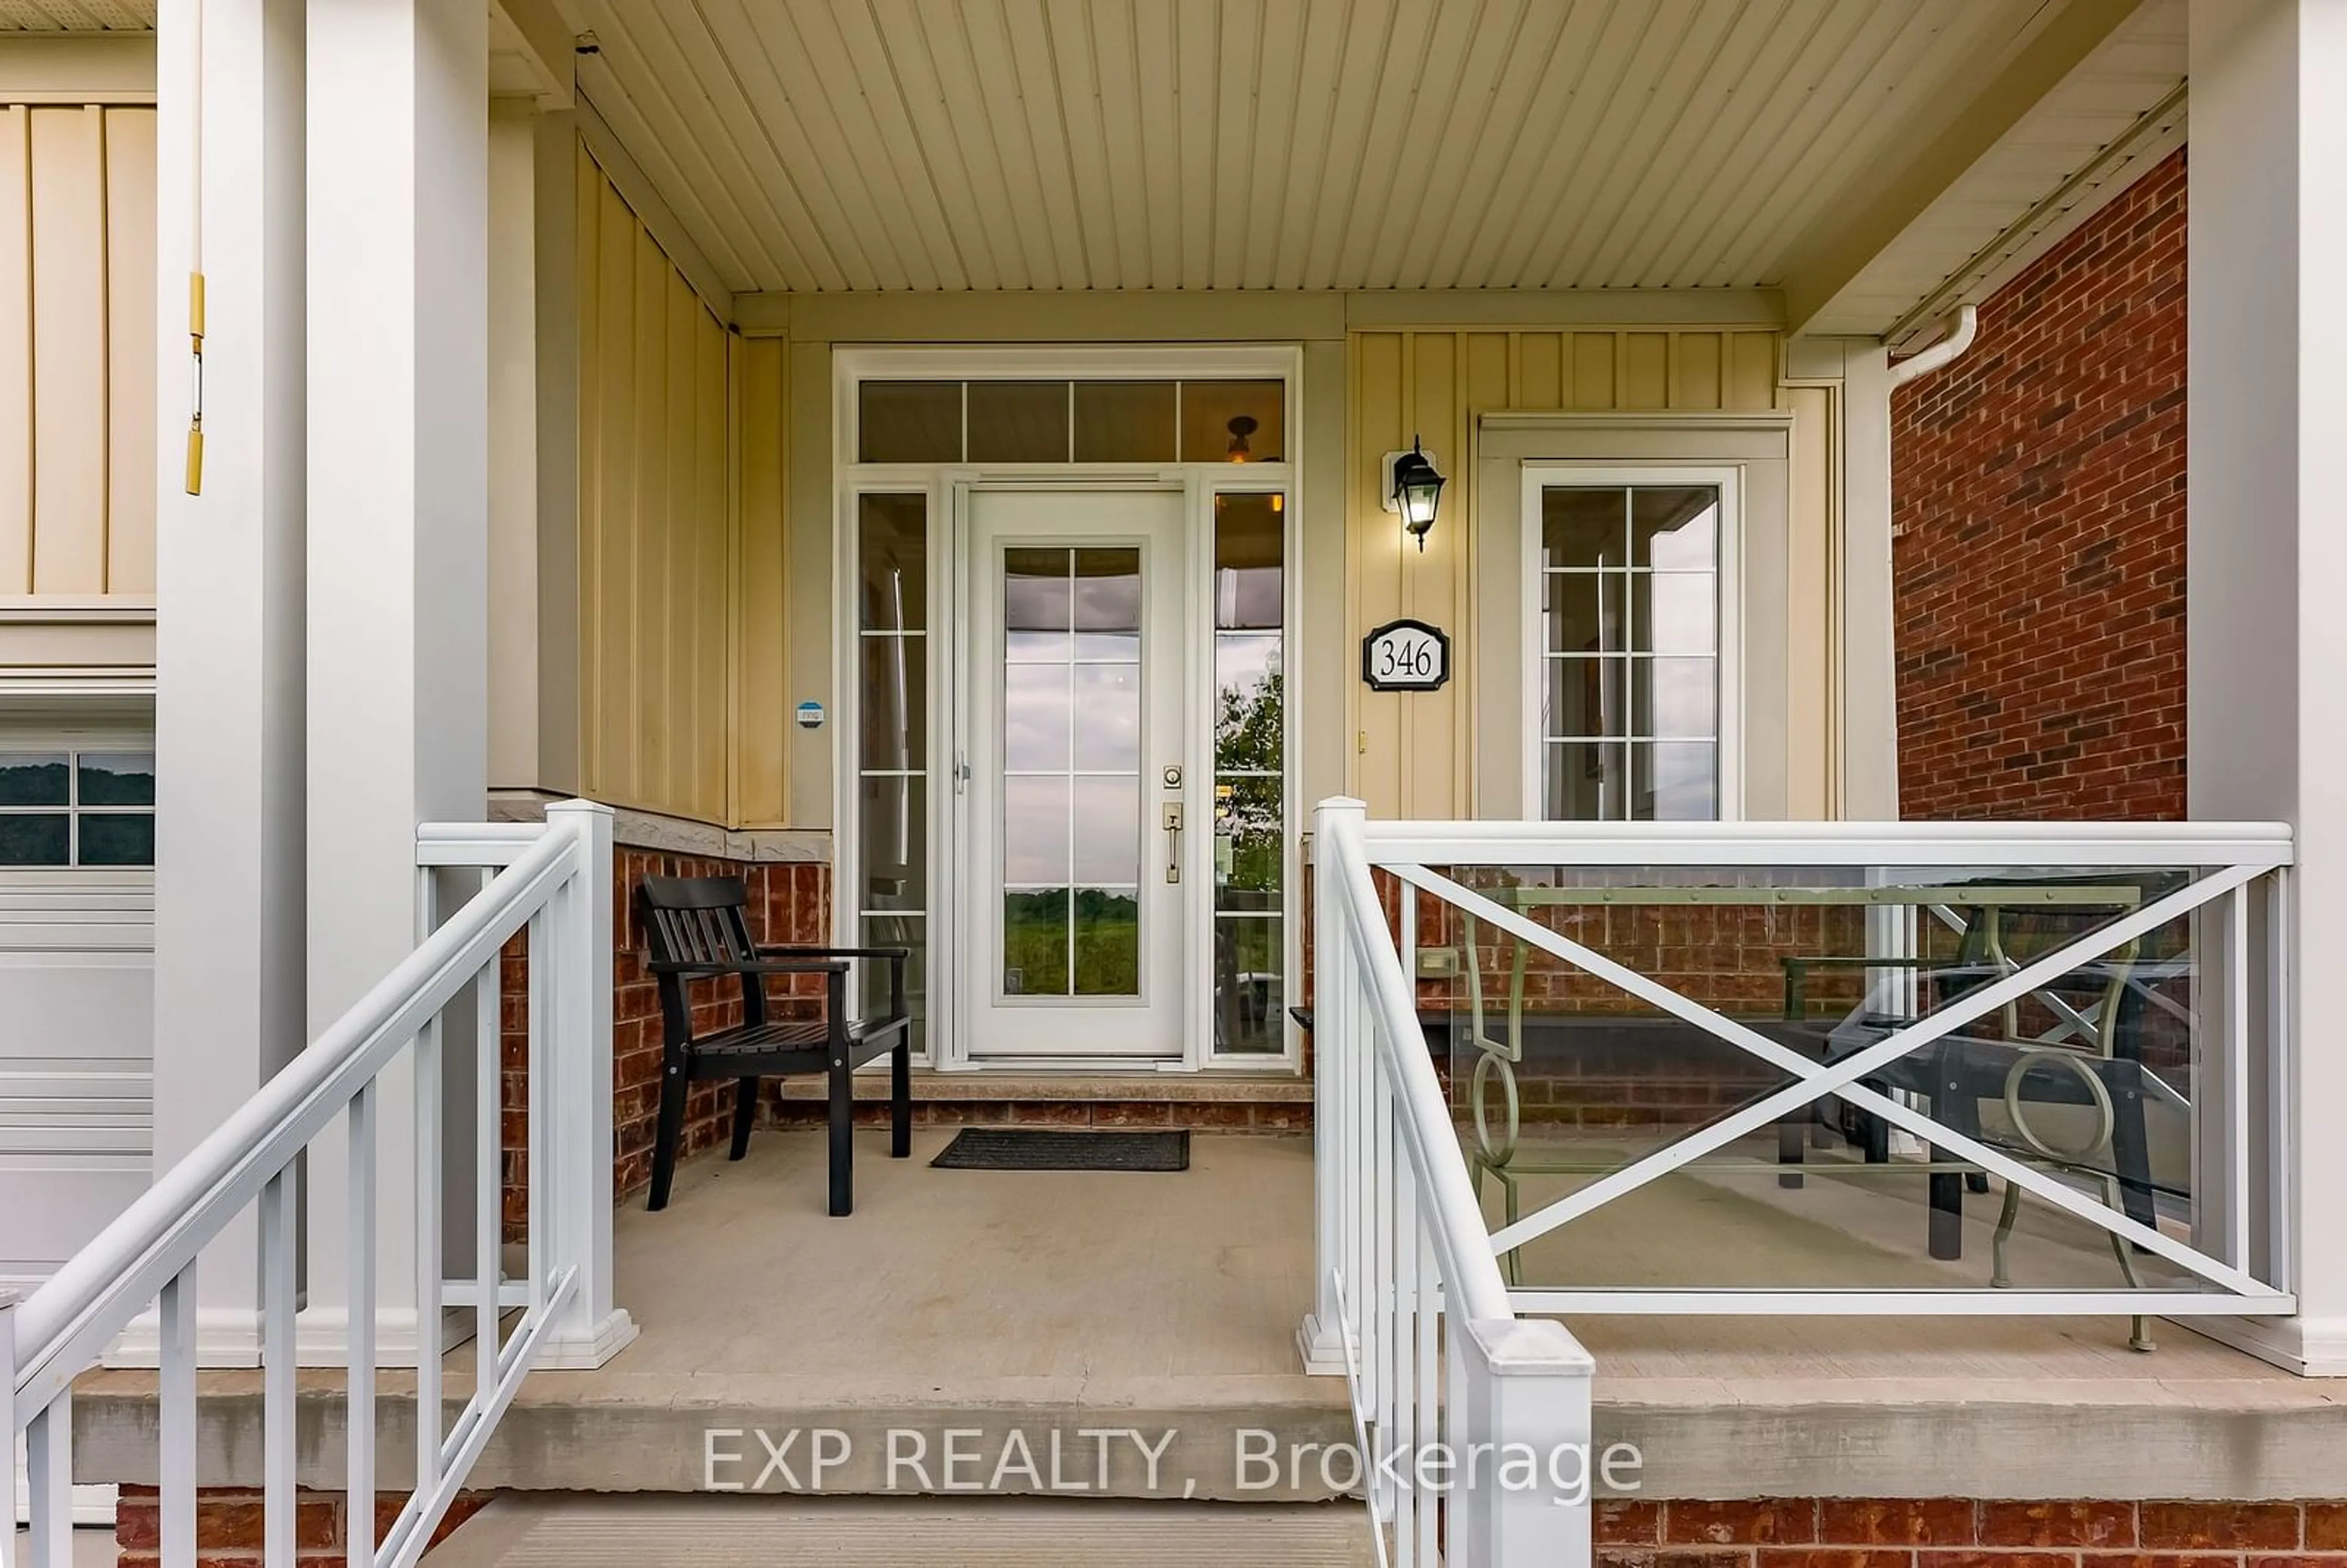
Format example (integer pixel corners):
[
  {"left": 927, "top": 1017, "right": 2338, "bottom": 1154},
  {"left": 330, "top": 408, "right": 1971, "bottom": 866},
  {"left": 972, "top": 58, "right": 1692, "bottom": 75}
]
[
  {"left": 636, "top": 874, "right": 912, "bottom": 1217},
  {"left": 1778, "top": 871, "right": 2190, "bottom": 1290}
]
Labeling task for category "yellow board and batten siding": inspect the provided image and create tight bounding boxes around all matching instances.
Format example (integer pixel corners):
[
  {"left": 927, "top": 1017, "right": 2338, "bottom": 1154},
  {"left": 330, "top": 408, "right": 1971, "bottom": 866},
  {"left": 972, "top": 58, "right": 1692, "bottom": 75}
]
[
  {"left": 0, "top": 102, "right": 156, "bottom": 598},
  {"left": 732, "top": 333, "right": 788, "bottom": 829},
  {"left": 1348, "top": 326, "right": 1824, "bottom": 822},
  {"left": 573, "top": 142, "right": 766, "bottom": 827}
]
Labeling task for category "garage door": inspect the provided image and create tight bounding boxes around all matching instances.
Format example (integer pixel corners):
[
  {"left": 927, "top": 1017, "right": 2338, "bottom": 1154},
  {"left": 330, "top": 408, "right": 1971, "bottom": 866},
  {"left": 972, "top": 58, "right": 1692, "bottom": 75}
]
[{"left": 0, "top": 747, "right": 155, "bottom": 1293}]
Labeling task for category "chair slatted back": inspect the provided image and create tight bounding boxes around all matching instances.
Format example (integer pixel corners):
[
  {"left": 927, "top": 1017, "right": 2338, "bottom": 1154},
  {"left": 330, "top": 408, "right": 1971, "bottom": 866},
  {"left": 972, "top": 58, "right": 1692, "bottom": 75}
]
[{"left": 636, "top": 875, "right": 766, "bottom": 1035}]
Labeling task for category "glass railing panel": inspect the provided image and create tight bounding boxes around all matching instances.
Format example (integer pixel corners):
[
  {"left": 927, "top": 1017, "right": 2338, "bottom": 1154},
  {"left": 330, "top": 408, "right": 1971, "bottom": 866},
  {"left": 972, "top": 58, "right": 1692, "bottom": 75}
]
[{"left": 1412, "top": 860, "right": 2214, "bottom": 1295}]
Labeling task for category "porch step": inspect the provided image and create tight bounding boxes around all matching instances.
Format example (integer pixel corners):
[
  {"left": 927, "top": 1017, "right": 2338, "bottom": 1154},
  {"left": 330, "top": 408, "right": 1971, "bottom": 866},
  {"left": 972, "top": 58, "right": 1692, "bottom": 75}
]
[
  {"left": 771, "top": 1069, "right": 1313, "bottom": 1131},
  {"left": 430, "top": 1494, "right": 1373, "bottom": 1567}
]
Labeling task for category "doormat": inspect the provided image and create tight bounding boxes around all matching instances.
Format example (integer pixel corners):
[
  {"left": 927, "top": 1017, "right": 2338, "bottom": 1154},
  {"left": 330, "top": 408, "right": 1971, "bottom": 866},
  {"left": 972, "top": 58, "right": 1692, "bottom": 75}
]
[{"left": 930, "top": 1127, "right": 1191, "bottom": 1173}]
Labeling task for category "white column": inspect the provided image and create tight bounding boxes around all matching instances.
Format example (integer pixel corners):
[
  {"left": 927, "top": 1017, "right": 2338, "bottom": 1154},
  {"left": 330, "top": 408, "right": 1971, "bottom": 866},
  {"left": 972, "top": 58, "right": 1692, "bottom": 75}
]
[
  {"left": 1838, "top": 345, "right": 1900, "bottom": 821},
  {"left": 485, "top": 102, "right": 542, "bottom": 794},
  {"left": 2185, "top": 0, "right": 2347, "bottom": 1376},
  {"left": 298, "top": 0, "right": 489, "bottom": 1365},
  {"left": 136, "top": 0, "right": 307, "bottom": 1368}
]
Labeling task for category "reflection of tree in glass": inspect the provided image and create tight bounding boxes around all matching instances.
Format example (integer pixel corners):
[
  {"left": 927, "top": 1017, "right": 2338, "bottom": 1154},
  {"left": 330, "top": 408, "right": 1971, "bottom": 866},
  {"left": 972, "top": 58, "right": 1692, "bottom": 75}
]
[
  {"left": 1215, "top": 669, "right": 1283, "bottom": 899},
  {"left": 1215, "top": 667, "right": 1282, "bottom": 775}
]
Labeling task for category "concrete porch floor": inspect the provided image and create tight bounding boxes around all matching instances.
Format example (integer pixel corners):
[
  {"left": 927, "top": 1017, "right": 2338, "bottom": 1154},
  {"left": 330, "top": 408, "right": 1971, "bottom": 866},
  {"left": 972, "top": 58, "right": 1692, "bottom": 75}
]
[{"left": 68, "top": 1129, "right": 2347, "bottom": 1503}]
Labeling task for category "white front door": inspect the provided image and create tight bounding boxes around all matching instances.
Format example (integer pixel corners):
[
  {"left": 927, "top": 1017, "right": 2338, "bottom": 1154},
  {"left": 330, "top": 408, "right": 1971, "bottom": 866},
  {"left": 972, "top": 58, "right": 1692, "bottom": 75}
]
[{"left": 960, "top": 488, "right": 1189, "bottom": 1060}]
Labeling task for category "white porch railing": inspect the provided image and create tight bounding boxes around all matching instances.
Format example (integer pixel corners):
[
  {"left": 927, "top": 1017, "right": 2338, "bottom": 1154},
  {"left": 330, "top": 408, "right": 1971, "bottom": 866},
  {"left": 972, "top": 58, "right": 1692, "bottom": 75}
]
[
  {"left": 1311, "top": 799, "right": 1598, "bottom": 1568},
  {"left": 6, "top": 801, "right": 622, "bottom": 1568},
  {"left": 1311, "top": 802, "right": 2302, "bottom": 1565}
]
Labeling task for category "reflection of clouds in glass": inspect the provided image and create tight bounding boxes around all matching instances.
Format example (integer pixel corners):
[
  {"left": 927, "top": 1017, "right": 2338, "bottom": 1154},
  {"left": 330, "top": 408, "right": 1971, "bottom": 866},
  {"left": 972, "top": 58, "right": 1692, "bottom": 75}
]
[
  {"left": 1073, "top": 665, "right": 1140, "bottom": 771},
  {"left": 1215, "top": 634, "right": 1281, "bottom": 697},
  {"left": 1215, "top": 565, "right": 1281, "bottom": 629},
  {"left": 1072, "top": 566, "right": 1140, "bottom": 632},
  {"left": 1072, "top": 631, "right": 1139, "bottom": 661},
  {"left": 1640, "top": 500, "right": 1716, "bottom": 570},
  {"left": 1003, "top": 775, "right": 1070, "bottom": 884},
  {"left": 1003, "top": 665, "right": 1072, "bottom": 771},
  {"left": 1644, "top": 657, "right": 1716, "bottom": 739},
  {"left": 1642, "top": 574, "right": 1714, "bottom": 654},
  {"left": 1640, "top": 742, "right": 1716, "bottom": 821},
  {"left": 1073, "top": 777, "right": 1139, "bottom": 884},
  {"left": 1004, "top": 561, "right": 1069, "bottom": 634}
]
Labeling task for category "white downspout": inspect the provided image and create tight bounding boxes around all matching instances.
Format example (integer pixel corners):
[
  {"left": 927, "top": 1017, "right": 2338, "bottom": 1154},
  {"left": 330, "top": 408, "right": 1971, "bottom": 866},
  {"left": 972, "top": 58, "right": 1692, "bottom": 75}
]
[{"left": 1887, "top": 303, "right": 1980, "bottom": 387}]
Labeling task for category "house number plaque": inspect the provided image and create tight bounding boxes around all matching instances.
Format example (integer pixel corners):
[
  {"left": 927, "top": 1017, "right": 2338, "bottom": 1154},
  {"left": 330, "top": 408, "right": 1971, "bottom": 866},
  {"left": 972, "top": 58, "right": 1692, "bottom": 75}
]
[{"left": 1362, "top": 618, "right": 1451, "bottom": 692}]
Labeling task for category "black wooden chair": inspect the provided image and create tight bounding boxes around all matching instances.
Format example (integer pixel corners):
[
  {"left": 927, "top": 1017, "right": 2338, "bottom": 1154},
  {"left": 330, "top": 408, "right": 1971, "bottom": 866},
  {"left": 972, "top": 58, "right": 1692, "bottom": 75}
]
[{"left": 635, "top": 875, "right": 911, "bottom": 1216}]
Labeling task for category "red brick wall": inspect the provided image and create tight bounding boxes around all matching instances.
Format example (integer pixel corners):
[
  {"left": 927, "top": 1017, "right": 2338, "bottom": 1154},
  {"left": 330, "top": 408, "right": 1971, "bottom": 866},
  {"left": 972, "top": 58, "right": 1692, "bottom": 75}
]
[
  {"left": 1892, "top": 148, "right": 2186, "bottom": 821},
  {"left": 119, "top": 1490, "right": 2347, "bottom": 1566},
  {"left": 497, "top": 849, "right": 830, "bottom": 1235},
  {"left": 116, "top": 1485, "right": 488, "bottom": 1566},
  {"left": 1600, "top": 1497, "right": 2347, "bottom": 1568}
]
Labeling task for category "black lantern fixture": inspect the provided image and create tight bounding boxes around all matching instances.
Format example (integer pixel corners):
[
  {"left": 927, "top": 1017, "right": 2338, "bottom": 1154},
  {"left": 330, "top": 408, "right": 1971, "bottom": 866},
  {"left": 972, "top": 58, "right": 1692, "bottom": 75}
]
[{"left": 1389, "top": 435, "right": 1446, "bottom": 551}]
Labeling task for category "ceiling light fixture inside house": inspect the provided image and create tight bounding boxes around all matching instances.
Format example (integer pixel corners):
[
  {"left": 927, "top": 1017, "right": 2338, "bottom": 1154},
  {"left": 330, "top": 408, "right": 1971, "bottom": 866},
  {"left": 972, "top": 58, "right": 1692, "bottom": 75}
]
[{"left": 1225, "top": 414, "right": 1257, "bottom": 462}]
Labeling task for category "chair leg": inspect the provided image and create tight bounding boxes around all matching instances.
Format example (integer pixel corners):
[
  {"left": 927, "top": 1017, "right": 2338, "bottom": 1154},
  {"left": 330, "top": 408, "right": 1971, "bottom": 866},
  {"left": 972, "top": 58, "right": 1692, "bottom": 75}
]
[
  {"left": 1777, "top": 1112, "right": 1807, "bottom": 1189},
  {"left": 828, "top": 1049, "right": 854, "bottom": 1217},
  {"left": 648, "top": 1061, "right": 689, "bottom": 1211},
  {"left": 729, "top": 1076, "right": 758, "bottom": 1161},
  {"left": 890, "top": 1040, "right": 912, "bottom": 1159}
]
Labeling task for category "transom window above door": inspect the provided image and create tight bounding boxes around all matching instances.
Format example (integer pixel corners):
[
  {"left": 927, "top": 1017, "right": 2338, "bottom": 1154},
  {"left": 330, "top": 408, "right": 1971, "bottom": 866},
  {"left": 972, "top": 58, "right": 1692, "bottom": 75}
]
[
  {"left": 857, "top": 378, "right": 1285, "bottom": 466},
  {"left": 1537, "top": 485, "right": 1722, "bottom": 822}
]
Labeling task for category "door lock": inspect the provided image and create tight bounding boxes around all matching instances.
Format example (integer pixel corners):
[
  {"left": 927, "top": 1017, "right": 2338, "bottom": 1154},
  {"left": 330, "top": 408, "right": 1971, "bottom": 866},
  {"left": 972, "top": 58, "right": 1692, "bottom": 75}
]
[
  {"left": 1162, "top": 764, "right": 1183, "bottom": 788},
  {"left": 1162, "top": 803, "right": 1184, "bottom": 883}
]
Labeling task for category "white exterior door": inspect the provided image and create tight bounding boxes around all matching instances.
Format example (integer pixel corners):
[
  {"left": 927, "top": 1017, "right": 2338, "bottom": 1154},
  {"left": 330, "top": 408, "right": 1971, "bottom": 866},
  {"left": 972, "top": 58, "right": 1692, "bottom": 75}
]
[{"left": 960, "top": 488, "right": 1190, "bottom": 1060}]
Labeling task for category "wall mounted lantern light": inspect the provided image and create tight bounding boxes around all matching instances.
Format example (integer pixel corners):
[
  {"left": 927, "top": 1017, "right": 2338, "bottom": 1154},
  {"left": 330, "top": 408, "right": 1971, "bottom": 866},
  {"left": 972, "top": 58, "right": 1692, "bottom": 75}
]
[{"left": 1381, "top": 436, "right": 1447, "bottom": 551}]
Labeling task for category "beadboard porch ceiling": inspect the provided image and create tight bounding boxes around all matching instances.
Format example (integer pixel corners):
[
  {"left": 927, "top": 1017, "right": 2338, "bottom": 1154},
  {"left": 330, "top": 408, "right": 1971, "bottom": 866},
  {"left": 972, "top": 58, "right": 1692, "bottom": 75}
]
[{"left": 551, "top": 0, "right": 2188, "bottom": 340}]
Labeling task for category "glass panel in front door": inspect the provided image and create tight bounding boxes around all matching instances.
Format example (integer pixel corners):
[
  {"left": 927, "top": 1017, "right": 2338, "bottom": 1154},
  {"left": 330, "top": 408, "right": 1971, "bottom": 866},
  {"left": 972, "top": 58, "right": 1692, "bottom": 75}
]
[{"left": 1000, "top": 546, "right": 1145, "bottom": 998}]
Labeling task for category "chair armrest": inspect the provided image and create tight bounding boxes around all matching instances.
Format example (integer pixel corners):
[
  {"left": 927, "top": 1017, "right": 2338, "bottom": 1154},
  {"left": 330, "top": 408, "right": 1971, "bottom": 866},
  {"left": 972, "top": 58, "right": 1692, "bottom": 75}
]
[
  {"left": 1780, "top": 954, "right": 1941, "bottom": 1019},
  {"left": 757, "top": 944, "right": 911, "bottom": 962},
  {"left": 757, "top": 945, "right": 909, "bottom": 1022},
  {"left": 649, "top": 956, "right": 850, "bottom": 978}
]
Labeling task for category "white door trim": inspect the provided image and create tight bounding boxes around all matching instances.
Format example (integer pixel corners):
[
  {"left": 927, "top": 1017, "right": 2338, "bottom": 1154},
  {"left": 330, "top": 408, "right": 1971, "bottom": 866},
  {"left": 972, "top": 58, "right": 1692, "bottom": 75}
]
[{"left": 830, "top": 344, "right": 1305, "bottom": 1075}]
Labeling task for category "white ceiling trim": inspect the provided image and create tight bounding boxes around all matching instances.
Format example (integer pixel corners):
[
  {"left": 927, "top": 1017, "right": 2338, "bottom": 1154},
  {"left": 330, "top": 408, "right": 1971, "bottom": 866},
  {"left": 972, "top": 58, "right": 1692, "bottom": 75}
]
[
  {"left": 1804, "top": 0, "right": 2186, "bottom": 342},
  {"left": 1886, "top": 88, "right": 2185, "bottom": 346}
]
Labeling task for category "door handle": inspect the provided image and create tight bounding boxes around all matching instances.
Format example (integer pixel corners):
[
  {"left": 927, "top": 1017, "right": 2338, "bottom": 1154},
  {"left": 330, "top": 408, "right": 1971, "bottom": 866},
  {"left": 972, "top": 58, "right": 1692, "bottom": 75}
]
[{"left": 1162, "top": 803, "right": 1184, "bottom": 884}]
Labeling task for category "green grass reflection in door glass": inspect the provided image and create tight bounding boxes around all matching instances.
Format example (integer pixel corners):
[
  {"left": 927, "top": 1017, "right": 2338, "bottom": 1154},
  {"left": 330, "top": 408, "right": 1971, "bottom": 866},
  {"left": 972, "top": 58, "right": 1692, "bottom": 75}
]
[{"left": 1002, "top": 888, "right": 1140, "bottom": 997}]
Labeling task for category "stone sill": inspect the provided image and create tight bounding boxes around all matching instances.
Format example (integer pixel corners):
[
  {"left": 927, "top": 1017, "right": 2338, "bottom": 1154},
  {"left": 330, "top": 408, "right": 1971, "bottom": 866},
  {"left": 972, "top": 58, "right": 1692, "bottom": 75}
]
[{"left": 489, "top": 788, "right": 829, "bottom": 862}]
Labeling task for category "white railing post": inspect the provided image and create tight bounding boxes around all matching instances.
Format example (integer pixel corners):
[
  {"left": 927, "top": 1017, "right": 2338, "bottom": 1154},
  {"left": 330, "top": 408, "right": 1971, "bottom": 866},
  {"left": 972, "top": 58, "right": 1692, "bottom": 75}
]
[
  {"left": 23, "top": 1390, "right": 68, "bottom": 1568},
  {"left": 1449, "top": 1316, "right": 1596, "bottom": 1568},
  {"left": 1299, "top": 797, "right": 1367, "bottom": 1374},
  {"left": 535, "top": 800, "right": 637, "bottom": 1368},
  {"left": 2, "top": 1289, "right": 15, "bottom": 1568}
]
